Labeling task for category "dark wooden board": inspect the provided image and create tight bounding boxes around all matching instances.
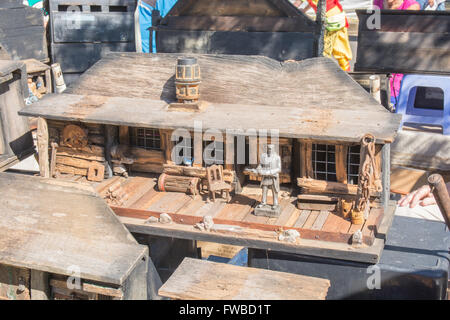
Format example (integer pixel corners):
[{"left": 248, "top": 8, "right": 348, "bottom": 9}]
[
  {"left": 164, "top": 0, "right": 300, "bottom": 18},
  {"left": 0, "top": 25, "right": 47, "bottom": 62},
  {"left": 161, "top": 16, "right": 316, "bottom": 32},
  {"left": 0, "top": 7, "right": 44, "bottom": 29},
  {"left": 51, "top": 42, "right": 135, "bottom": 73},
  {"left": 359, "top": 10, "right": 450, "bottom": 33},
  {"left": 51, "top": 12, "right": 135, "bottom": 43},
  {"left": 355, "top": 10, "right": 450, "bottom": 74},
  {"left": 156, "top": 30, "right": 315, "bottom": 61}
]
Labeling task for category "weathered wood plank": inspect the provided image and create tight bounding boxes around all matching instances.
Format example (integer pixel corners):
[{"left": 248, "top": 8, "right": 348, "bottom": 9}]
[
  {"left": 293, "top": 210, "right": 311, "bottom": 228},
  {"left": 215, "top": 194, "right": 256, "bottom": 221},
  {"left": 312, "top": 210, "right": 330, "bottom": 231},
  {"left": 273, "top": 198, "right": 297, "bottom": 226},
  {"left": 21, "top": 93, "right": 401, "bottom": 144},
  {"left": 0, "top": 172, "right": 148, "bottom": 285},
  {"left": 37, "top": 117, "right": 49, "bottom": 178},
  {"left": 158, "top": 258, "right": 330, "bottom": 300},
  {"left": 129, "top": 188, "right": 164, "bottom": 210},
  {"left": 63, "top": 53, "right": 390, "bottom": 114},
  {"left": 176, "top": 196, "right": 208, "bottom": 216},
  {"left": 301, "top": 210, "right": 320, "bottom": 230},
  {"left": 120, "top": 176, "right": 158, "bottom": 207},
  {"left": 147, "top": 192, "right": 191, "bottom": 213},
  {"left": 321, "top": 212, "right": 352, "bottom": 234}
]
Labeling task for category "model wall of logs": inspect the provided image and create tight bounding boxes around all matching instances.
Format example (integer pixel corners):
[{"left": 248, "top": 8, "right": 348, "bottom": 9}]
[
  {"left": 48, "top": 120, "right": 107, "bottom": 181},
  {"left": 46, "top": 120, "right": 166, "bottom": 181}
]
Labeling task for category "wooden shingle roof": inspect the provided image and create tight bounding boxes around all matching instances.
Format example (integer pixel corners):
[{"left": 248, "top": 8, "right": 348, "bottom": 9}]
[{"left": 20, "top": 53, "right": 402, "bottom": 143}]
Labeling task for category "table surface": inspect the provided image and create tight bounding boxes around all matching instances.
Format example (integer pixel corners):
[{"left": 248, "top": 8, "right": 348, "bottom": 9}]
[{"left": 0, "top": 172, "right": 148, "bottom": 285}]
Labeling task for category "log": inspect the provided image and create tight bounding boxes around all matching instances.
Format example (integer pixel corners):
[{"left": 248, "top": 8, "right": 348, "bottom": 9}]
[
  {"left": 297, "top": 178, "right": 378, "bottom": 196},
  {"left": 56, "top": 163, "right": 88, "bottom": 176},
  {"left": 163, "top": 164, "right": 235, "bottom": 183},
  {"left": 56, "top": 155, "right": 102, "bottom": 169},
  {"left": 57, "top": 146, "right": 105, "bottom": 162},
  {"left": 158, "top": 173, "right": 199, "bottom": 195}
]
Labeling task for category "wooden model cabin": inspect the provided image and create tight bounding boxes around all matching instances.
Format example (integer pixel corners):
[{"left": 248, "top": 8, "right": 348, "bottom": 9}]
[{"left": 20, "top": 53, "right": 402, "bottom": 262}]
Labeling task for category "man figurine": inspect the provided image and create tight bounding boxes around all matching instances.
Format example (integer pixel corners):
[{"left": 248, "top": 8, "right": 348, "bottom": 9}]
[{"left": 246, "top": 144, "right": 282, "bottom": 217}]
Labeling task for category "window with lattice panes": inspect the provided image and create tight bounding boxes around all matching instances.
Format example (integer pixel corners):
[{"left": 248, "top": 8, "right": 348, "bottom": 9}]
[
  {"left": 129, "top": 128, "right": 161, "bottom": 151},
  {"left": 312, "top": 144, "right": 337, "bottom": 182},
  {"left": 203, "top": 140, "right": 224, "bottom": 166},
  {"left": 312, "top": 144, "right": 360, "bottom": 183}
]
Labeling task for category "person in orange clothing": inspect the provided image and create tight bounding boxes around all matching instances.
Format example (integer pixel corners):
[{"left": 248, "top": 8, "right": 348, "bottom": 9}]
[{"left": 293, "top": 0, "right": 353, "bottom": 71}]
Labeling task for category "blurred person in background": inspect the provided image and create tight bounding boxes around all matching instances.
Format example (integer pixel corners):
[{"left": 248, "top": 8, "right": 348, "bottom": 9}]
[
  {"left": 416, "top": 0, "right": 446, "bottom": 10},
  {"left": 293, "top": 0, "right": 353, "bottom": 71},
  {"left": 135, "top": 0, "right": 178, "bottom": 53}
]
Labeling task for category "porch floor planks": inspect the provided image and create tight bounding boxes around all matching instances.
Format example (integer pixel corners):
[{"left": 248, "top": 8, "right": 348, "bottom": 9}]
[
  {"left": 284, "top": 207, "right": 303, "bottom": 227},
  {"left": 348, "top": 219, "right": 364, "bottom": 235},
  {"left": 361, "top": 207, "right": 383, "bottom": 239},
  {"left": 95, "top": 176, "right": 124, "bottom": 196},
  {"left": 147, "top": 192, "right": 193, "bottom": 213},
  {"left": 121, "top": 176, "right": 158, "bottom": 208},
  {"left": 302, "top": 210, "right": 320, "bottom": 229},
  {"left": 241, "top": 195, "right": 269, "bottom": 224},
  {"left": 175, "top": 196, "right": 208, "bottom": 216},
  {"left": 293, "top": 210, "right": 311, "bottom": 228},
  {"left": 193, "top": 199, "right": 228, "bottom": 218},
  {"left": 215, "top": 194, "right": 256, "bottom": 221},
  {"left": 269, "top": 198, "right": 297, "bottom": 226},
  {"left": 311, "top": 211, "right": 330, "bottom": 230},
  {"left": 129, "top": 188, "right": 164, "bottom": 210},
  {"left": 321, "top": 212, "right": 352, "bottom": 233}
]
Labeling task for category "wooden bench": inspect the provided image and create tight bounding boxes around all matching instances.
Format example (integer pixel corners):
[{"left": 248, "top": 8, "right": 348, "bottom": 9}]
[{"left": 158, "top": 258, "right": 330, "bottom": 300}]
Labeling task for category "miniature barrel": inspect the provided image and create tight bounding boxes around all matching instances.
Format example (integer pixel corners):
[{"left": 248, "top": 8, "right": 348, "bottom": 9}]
[{"left": 158, "top": 173, "right": 199, "bottom": 195}]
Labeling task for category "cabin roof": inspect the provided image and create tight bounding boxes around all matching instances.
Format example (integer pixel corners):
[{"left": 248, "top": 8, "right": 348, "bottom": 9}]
[
  {"left": 0, "top": 173, "right": 148, "bottom": 285},
  {"left": 20, "top": 53, "right": 402, "bottom": 143}
]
